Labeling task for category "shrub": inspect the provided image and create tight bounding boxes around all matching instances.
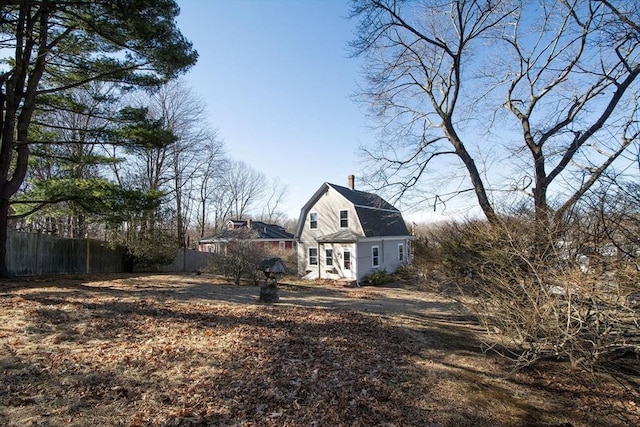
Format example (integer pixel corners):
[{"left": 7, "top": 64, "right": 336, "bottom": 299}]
[
  {"left": 362, "top": 269, "right": 394, "bottom": 287},
  {"left": 421, "top": 216, "right": 640, "bottom": 372},
  {"left": 207, "top": 230, "right": 267, "bottom": 285}
]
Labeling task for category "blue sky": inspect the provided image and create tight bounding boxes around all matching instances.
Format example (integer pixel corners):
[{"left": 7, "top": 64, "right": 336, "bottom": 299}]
[{"left": 176, "top": 0, "right": 372, "bottom": 220}]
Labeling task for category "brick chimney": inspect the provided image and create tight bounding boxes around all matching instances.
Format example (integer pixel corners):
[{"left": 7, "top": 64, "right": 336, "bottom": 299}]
[{"left": 348, "top": 174, "right": 355, "bottom": 190}]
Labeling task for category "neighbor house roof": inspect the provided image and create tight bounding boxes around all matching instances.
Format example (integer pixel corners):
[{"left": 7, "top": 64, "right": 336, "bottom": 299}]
[
  {"left": 200, "top": 220, "right": 294, "bottom": 243},
  {"left": 245, "top": 221, "right": 294, "bottom": 240}
]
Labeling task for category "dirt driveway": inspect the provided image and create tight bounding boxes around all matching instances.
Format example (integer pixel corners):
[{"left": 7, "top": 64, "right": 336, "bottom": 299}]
[
  {"left": 85, "top": 273, "right": 481, "bottom": 350},
  {"left": 34, "top": 272, "right": 469, "bottom": 329},
  {"left": 147, "top": 274, "right": 464, "bottom": 317}
]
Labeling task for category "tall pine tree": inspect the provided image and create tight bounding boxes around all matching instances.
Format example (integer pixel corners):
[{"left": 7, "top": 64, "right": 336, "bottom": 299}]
[{"left": 0, "top": 0, "right": 197, "bottom": 277}]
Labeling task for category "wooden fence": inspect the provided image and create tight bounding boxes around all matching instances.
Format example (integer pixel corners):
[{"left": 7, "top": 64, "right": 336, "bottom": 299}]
[{"left": 6, "top": 231, "right": 214, "bottom": 276}]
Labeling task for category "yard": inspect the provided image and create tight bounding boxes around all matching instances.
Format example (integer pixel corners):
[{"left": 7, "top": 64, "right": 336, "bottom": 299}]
[{"left": 0, "top": 273, "right": 638, "bottom": 426}]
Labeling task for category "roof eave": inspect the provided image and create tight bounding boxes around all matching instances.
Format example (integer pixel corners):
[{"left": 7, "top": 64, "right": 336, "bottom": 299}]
[{"left": 294, "top": 182, "right": 330, "bottom": 238}]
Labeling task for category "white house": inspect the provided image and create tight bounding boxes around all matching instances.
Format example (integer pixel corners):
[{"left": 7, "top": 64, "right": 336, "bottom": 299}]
[{"left": 295, "top": 175, "right": 412, "bottom": 284}]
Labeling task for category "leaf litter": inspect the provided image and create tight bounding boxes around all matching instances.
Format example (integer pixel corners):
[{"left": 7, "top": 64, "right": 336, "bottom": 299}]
[{"left": 0, "top": 273, "right": 638, "bottom": 426}]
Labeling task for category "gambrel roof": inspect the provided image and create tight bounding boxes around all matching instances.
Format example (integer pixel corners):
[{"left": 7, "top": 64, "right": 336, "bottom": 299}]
[
  {"left": 295, "top": 182, "right": 410, "bottom": 239},
  {"left": 329, "top": 183, "right": 397, "bottom": 211}
]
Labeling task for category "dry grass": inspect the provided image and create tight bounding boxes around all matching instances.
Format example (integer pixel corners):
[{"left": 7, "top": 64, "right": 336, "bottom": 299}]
[{"left": 0, "top": 273, "right": 638, "bottom": 426}]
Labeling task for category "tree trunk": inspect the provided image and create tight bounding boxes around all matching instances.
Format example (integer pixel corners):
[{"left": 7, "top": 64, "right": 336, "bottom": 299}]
[
  {"left": 0, "top": 197, "right": 11, "bottom": 278},
  {"left": 444, "top": 121, "right": 499, "bottom": 225},
  {"left": 533, "top": 184, "right": 550, "bottom": 226},
  {"left": 176, "top": 186, "right": 184, "bottom": 247}
]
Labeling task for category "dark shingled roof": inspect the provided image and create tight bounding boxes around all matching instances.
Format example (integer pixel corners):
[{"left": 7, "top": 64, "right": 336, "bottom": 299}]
[
  {"left": 294, "top": 182, "right": 411, "bottom": 240},
  {"left": 355, "top": 206, "right": 410, "bottom": 237},
  {"left": 248, "top": 221, "right": 294, "bottom": 239},
  {"left": 328, "top": 184, "right": 397, "bottom": 211},
  {"left": 327, "top": 183, "right": 410, "bottom": 238},
  {"left": 200, "top": 221, "right": 294, "bottom": 243}
]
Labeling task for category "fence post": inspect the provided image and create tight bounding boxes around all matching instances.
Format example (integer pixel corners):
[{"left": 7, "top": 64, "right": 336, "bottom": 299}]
[
  {"left": 86, "top": 236, "right": 90, "bottom": 274},
  {"left": 183, "top": 246, "right": 187, "bottom": 272},
  {"left": 36, "top": 231, "right": 41, "bottom": 276}
]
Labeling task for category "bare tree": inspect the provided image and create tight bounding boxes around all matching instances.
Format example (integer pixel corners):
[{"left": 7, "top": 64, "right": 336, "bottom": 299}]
[
  {"left": 194, "top": 138, "right": 228, "bottom": 239},
  {"left": 223, "top": 160, "right": 265, "bottom": 221},
  {"left": 258, "top": 177, "right": 288, "bottom": 225},
  {"left": 112, "top": 79, "right": 224, "bottom": 247},
  {"left": 209, "top": 228, "right": 266, "bottom": 285},
  {"left": 419, "top": 216, "right": 640, "bottom": 372},
  {"left": 351, "top": 0, "right": 640, "bottom": 226},
  {"left": 585, "top": 175, "right": 640, "bottom": 261},
  {"left": 148, "top": 79, "right": 222, "bottom": 247}
]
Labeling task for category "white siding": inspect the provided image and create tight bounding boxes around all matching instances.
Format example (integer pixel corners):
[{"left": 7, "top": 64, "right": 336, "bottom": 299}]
[
  {"left": 297, "top": 184, "right": 411, "bottom": 283},
  {"left": 298, "top": 186, "right": 363, "bottom": 243},
  {"left": 356, "top": 237, "right": 410, "bottom": 282},
  {"left": 298, "top": 186, "right": 363, "bottom": 278}
]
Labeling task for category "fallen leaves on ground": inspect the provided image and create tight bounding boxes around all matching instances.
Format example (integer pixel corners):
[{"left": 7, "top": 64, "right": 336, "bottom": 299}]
[{"left": 0, "top": 274, "right": 638, "bottom": 426}]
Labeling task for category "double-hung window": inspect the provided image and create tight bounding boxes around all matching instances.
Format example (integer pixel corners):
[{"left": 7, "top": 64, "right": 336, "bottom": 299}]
[
  {"left": 309, "top": 247, "right": 318, "bottom": 265},
  {"left": 398, "top": 243, "right": 404, "bottom": 261},
  {"left": 339, "top": 210, "right": 348, "bottom": 228},
  {"left": 326, "top": 249, "right": 333, "bottom": 266},
  {"left": 309, "top": 212, "right": 318, "bottom": 229},
  {"left": 372, "top": 246, "right": 380, "bottom": 268}
]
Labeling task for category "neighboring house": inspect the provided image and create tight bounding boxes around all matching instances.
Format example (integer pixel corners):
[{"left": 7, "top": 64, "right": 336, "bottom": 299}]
[
  {"left": 198, "top": 219, "right": 296, "bottom": 254},
  {"left": 295, "top": 175, "right": 412, "bottom": 284}
]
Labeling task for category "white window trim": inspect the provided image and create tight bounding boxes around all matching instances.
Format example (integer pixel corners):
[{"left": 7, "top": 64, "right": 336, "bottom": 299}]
[
  {"left": 398, "top": 243, "right": 404, "bottom": 261},
  {"left": 372, "top": 245, "right": 380, "bottom": 268},
  {"left": 309, "top": 247, "right": 318, "bottom": 265},
  {"left": 309, "top": 212, "right": 318, "bottom": 229},
  {"left": 326, "top": 248, "right": 334, "bottom": 266},
  {"left": 343, "top": 249, "right": 351, "bottom": 270},
  {"left": 339, "top": 209, "right": 349, "bottom": 228}
]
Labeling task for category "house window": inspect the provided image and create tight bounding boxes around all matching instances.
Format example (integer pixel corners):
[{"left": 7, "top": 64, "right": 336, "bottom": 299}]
[
  {"left": 339, "top": 210, "right": 348, "bottom": 228},
  {"left": 326, "top": 249, "right": 333, "bottom": 266},
  {"left": 310, "top": 212, "right": 318, "bottom": 229},
  {"left": 343, "top": 250, "right": 351, "bottom": 270},
  {"left": 372, "top": 246, "right": 379, "bottom": 268},
  {"left": 279, "top": 241, "right": 285, "bottom": 250},
  {"left": 309, "top": 247, "right": 318, "bottom": 265},
  {"left": 398, "top": 243, "right": 404, "bottom": 261}
]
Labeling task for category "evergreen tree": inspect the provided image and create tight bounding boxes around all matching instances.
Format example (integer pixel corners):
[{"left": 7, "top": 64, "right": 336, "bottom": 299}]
[{"left": 0, "top": 0, "right": 197, "bottom": 277}]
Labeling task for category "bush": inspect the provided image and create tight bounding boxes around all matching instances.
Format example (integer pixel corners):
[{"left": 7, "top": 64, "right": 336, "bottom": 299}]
[
  {"left": 207, "top": 231, "right": 266, "bottom": 285},
  {"left": 204, "top": 233, "right": 297, "bottom": 285},
  {"left": 421, "top": 217, "right": 640, "bottom": 372},
  {"left": 362, "top": 269, "right": 394, "bottom": 286}
]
